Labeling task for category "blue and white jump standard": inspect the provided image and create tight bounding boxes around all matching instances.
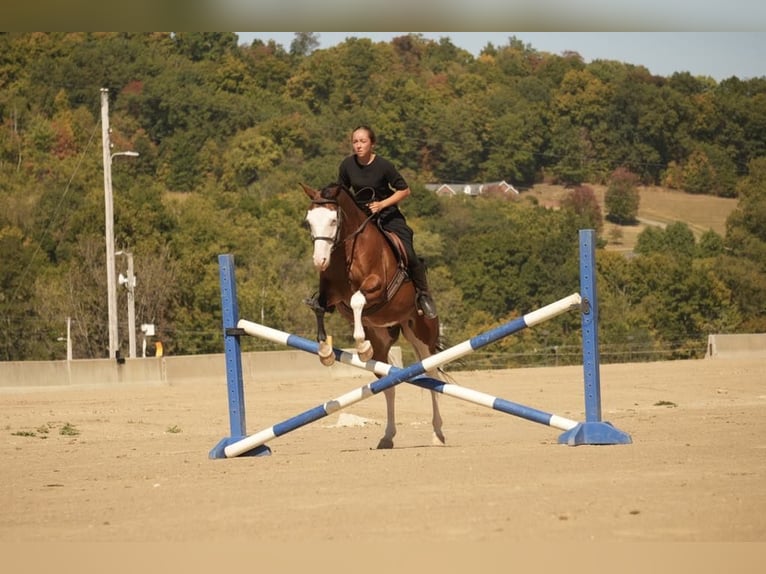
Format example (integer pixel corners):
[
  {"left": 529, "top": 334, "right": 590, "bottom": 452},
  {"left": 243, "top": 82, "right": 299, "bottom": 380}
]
[{"left": 209, "top": 229, "right": 631, "bottom": 459}]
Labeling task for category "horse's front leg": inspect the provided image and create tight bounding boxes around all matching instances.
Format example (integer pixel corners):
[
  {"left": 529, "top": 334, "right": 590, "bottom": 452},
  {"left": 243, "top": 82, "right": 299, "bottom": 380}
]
[
  {"left": 349, "top": 291, "right": 373, "bottom": 361},
  {"left": 313, "top": 308, "right": 335, "bottom": 366}
]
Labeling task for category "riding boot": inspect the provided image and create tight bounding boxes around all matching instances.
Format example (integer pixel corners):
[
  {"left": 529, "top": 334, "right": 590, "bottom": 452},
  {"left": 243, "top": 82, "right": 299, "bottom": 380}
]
[{"left": 409, "top": 259, "right": 437, "bottom": 319}]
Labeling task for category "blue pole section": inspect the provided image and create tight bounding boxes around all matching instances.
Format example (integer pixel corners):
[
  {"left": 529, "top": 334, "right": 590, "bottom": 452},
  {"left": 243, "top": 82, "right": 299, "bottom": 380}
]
[
  {"left": 557, "top": 230, "right": 632, "bottom": 446},
  {"left": 209, "top": 254, "right": 270, "bottom": 459}
]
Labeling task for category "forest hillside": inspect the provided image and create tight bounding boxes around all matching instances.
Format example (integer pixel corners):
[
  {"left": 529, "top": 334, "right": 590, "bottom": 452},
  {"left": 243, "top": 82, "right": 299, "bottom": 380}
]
[{"left": 1, "top": 32, "right": 764, "bottom": 367}]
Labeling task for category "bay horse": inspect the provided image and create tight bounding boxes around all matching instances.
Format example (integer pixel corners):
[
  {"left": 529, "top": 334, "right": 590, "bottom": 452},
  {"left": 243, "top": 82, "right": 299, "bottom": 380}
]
[{"left": 300, "top": 182, "right": 446, "bottom": 449}]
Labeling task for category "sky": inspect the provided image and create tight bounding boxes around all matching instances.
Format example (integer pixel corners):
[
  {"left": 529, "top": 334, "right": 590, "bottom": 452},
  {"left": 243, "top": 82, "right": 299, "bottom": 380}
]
[{"left": 237, "top": 32, "right": 766, "bottom": 82}]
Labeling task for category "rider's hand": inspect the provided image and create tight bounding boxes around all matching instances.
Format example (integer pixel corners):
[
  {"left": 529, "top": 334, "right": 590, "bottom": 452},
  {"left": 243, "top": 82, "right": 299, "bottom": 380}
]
[{"left": 367, "top": 201, "right": 382, "bottom": 214}]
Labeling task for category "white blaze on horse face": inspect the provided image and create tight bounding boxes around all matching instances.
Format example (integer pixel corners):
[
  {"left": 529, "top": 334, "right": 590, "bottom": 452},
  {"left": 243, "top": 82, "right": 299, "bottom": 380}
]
[{"left": 306, "top": 206, "right": 337, "bottom": 271}]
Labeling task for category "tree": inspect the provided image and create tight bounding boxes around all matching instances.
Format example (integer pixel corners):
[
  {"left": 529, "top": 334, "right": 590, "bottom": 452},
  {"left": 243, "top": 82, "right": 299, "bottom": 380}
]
[
  {"left": 2, "top": 32, "right": 766, "bottom": 360},
  {"left": 560, "top": 184, "right": 603, "bottom": 232},
  {"left": 0, "top": 226, "right": 43, "bottom": 359},
  {"left": 725, "top": 156, "right": 766, "bottom": 272},
  {"left": 290, "top": 32, "right": 320, "bottom": 57},
  {"left": 173, "top": 32, "right": 238, "bottom": 62},
  {"left": 635, "top": 222, "right": 696, "bottom": 260},
  {"left": 605, "top": 167, "right": 640, "bottom": 224},
  {"left": 697, "top": 229, "right": 725, "bottom": 258},
  {"left": 220, "top": 128, "right": 283, "bottom": 190},
  {"left": 546, "top": 118, "right": 591, "bottom": 186}
]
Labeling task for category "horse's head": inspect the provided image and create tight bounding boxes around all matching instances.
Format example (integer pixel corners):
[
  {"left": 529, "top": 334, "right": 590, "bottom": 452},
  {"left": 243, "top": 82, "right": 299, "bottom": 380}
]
[{"left": 301, "top": 183, "right": 342, "bottom": 272}]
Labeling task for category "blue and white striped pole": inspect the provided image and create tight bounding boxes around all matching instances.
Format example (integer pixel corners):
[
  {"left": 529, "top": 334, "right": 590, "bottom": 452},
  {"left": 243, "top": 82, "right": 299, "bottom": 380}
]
[
  {"left": 224, "top": 293, "right": 581, "bottom": 458},
  {"left": 406, "top": 377, "right": 578, "bottom": 431},
  {"left": 237, "top": 319, "right": 580, "bottom": 432}
]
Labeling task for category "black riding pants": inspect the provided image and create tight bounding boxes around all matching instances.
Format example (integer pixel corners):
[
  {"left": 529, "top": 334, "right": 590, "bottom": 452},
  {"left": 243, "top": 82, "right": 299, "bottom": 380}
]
[{"left": 380, "top": 214, "right": 417, "bottom": 264}]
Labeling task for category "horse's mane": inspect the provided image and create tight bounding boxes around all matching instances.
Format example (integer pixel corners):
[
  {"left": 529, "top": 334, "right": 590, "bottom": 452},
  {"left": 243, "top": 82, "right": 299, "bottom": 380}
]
[
  {"left": 320, "top": 182, "right": 372, "bottom": 217},
  {"left": 319, "top": 182, "right": 344, "bottom": 201}
]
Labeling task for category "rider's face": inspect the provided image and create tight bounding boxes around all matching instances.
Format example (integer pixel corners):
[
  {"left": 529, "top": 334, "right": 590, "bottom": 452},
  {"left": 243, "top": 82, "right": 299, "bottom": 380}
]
[{"left": 352, "top": 129, "right": 374, "bottom": 160}]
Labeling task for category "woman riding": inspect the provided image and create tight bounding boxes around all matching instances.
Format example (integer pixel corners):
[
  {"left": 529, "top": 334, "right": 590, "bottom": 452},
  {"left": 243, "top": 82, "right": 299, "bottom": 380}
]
[{"left": 309, "top": 125, "right": 437, "bottom": 319}]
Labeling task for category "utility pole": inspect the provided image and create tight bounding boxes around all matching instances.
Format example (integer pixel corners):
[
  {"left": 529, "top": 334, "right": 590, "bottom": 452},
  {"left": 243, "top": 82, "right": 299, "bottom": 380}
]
[
  {"left": 101, "top": 88, "right": 118, "bottom": 360},
  {"left": 101, "top": 88, "right": 138, "bottom": 361},
  {"left": 66, "top": 316, "right": 72, "bottom": 361},
  {"left": 118, "top": 250, "right": 137, "bottom": 359}
]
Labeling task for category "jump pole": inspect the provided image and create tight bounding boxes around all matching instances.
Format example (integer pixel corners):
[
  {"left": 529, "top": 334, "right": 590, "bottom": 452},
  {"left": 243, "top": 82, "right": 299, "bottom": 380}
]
[
  {"left": 236, "top": 318, "right": 580, "bottom": 432},
  {"left": 217, "top": 293, "right": 581, "bottom": 459}
]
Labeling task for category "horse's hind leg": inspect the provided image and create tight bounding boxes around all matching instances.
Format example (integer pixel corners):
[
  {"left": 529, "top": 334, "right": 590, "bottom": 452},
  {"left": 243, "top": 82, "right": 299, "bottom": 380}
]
[
  {"left": 377, "top": 386, "right": 396, "bottom": 449},
  {"left": 370, "top": 329, "right": 397, "bottom": 449},
  {"left": 429, "top": 390, "right": 445, "bottom": 446},
  {"left": 402, "top": 320, "right": 445, "bottom": 446}
]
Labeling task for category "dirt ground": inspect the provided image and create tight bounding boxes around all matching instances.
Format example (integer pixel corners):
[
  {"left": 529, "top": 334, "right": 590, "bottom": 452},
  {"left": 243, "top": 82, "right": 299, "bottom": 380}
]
[{"left": 1, "top": 357, "right": 764, "bottom": 568}]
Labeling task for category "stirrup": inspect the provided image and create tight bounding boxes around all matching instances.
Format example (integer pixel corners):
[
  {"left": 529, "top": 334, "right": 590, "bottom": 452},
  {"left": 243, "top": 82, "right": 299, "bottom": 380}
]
[
  {"left": 417, "top": 292, "right": 438, "bottom": 319},
  {"left": 304, "top": 293, "right": 334, "bottom": 314}
]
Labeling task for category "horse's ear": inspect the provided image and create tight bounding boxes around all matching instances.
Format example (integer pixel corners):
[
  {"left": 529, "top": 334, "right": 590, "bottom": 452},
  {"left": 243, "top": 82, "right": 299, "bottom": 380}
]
[{"left": 299, "top": 182, "right": 318, "bottom": 200}]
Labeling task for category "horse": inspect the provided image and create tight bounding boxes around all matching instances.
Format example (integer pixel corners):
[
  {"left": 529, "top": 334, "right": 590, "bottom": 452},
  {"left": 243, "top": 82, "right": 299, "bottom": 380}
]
[{"left": 300, "top": 182, "right": 446, "bottom": 449}]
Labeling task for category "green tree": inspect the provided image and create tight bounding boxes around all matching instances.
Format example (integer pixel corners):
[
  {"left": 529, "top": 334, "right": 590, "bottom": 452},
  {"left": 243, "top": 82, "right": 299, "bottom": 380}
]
[
  {"left": 220, "top": 128, "right": 283, "bottom": 190},
  {"left": 725, "top": 156, "right": 766, "bottom": 271},
  {"left": 546, "top": 117, "right": 590, "bottom": 186},
  {"left": 0, "top": 226, "right": 42, "bottom": 359},
  {"left": 635, "top": 222, "right": 696, "bottom": 260},
  {"left": 290, "top": 32, "right": 320, "bottom": 57},
  {"left": 605, "top": 167, "right": 640, "bottom": 224},
  {"left": 173, "top": 32, "right": 238, "bottom": 62},
  {"left": 720, "top": 156, "right": 766, "bottom": 330},
  {"left": 697, "top": 229, "right": 725, "bottom": 258}
]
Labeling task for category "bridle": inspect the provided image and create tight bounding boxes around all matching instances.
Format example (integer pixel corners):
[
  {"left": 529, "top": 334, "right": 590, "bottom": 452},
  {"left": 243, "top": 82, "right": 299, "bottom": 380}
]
[
  {"left": 308, "top": 187, "right": 377, "bottom": 252},
  {"left": 308, "top": 196, "right": 342, "bottom": 248}
]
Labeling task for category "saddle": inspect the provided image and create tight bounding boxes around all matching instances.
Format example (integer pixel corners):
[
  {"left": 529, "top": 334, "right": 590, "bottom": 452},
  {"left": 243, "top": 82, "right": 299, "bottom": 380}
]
[{"left": 376, "top": 221, "right": 409, "bottom": 270}]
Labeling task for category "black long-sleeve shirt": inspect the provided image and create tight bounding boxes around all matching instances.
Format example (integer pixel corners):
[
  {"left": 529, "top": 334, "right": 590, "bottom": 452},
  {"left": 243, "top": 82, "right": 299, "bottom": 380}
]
[{"left": 338, "top": 154, "right": 408, "bottom": 222}]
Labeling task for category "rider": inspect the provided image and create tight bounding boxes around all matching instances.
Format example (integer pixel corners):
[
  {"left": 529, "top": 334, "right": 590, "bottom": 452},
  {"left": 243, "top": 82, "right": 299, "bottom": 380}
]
[{"left": 310, "top": 125, "right": 437, "bottom": 319}]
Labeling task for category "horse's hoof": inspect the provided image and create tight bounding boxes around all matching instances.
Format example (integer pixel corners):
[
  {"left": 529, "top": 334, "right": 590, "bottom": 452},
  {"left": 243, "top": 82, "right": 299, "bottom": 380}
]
[
  {"left": 432, "top": 432, "right": 446, "bottom": 446},
  {"left": 376, "top": 437, "right": 394, "bottom": 449},
  {"left": 357, "top": 340, "right": 373, "bottom": 362},
  {"left": 318, "top": 341, "right": 335, "bottom": 366}
]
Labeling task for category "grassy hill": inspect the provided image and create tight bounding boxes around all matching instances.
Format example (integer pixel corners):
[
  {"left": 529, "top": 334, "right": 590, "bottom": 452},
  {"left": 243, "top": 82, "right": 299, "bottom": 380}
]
[{"left": 525, "top": 184, "right": 738, "bottom": 253}]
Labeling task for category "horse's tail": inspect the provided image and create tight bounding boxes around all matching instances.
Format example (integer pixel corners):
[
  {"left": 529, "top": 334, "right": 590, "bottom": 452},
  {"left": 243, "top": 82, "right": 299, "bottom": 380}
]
[{"left": 435, "top": 333, "right": 464, "bottom": 383}]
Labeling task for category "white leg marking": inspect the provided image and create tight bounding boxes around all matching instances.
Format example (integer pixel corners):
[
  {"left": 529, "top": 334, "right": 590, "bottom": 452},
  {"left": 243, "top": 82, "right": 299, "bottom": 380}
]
[
  {"left": 350, "top": 291, "right": 372, "bottom": 360},
  {"left": 350, "top": 291, "right": 366, "bottom": 343}
]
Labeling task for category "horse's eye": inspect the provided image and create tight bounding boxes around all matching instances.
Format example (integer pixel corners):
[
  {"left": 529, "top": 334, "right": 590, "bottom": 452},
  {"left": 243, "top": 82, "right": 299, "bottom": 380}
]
[{"left": 302, "top": 219, "right": 310, "bottom": 230}]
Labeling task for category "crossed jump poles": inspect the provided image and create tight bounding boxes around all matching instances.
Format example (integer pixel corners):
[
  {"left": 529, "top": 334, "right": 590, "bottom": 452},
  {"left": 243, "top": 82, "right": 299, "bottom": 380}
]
[{"left": 209, "top": 229, "right": 631, "bottom": 459}]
